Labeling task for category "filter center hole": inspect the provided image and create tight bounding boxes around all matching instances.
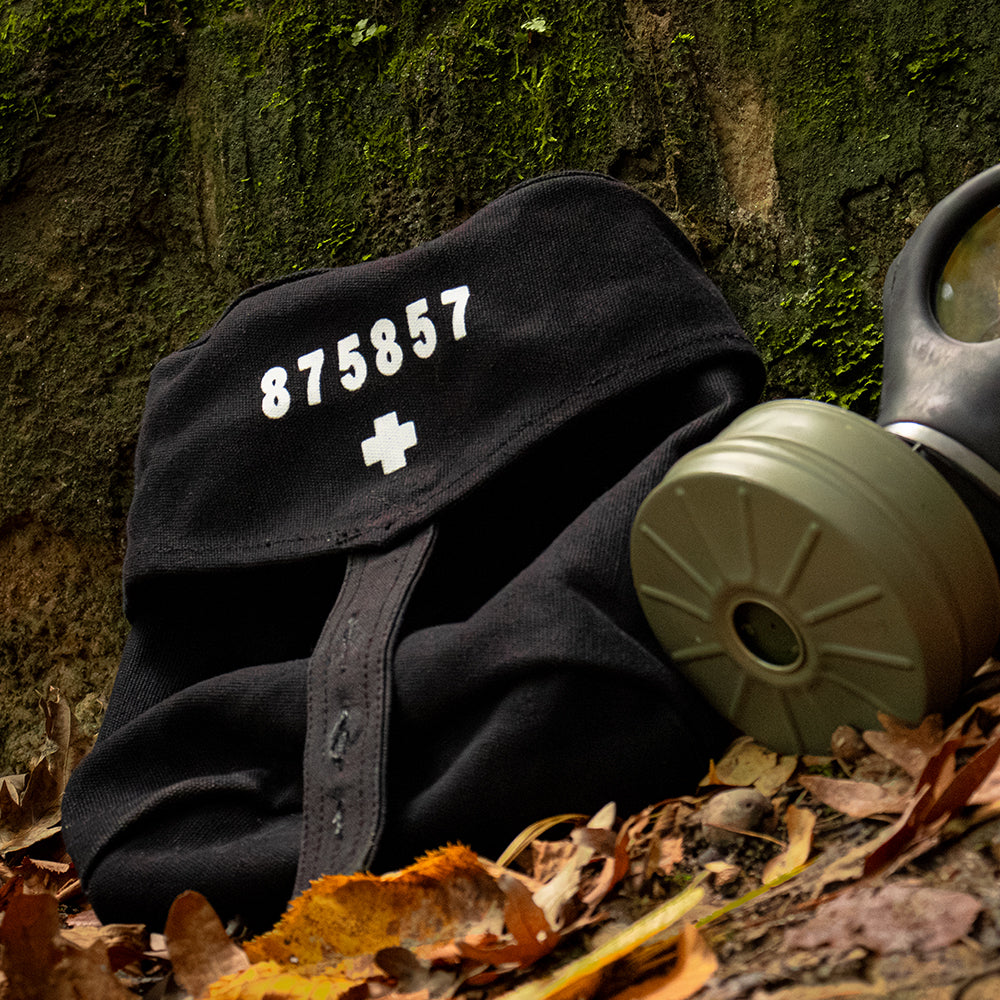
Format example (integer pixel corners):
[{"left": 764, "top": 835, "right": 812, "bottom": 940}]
[{"left": 732, "top": 600, "right": 802, "bottom": 671}]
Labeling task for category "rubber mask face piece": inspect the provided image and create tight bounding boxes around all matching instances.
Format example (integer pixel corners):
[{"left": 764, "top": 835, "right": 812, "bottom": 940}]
[{"left": 936, "top": 206, "right": 1000, "bottom": 343}]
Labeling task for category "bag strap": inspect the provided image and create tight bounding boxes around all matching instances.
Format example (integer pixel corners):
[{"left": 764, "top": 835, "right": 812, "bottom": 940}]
[{"left": 296, "top": 523, "right": 436, "bottom": 893}]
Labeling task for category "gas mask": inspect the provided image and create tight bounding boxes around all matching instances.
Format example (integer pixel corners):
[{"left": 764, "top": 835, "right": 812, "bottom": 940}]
[{"left": 631, "top": 164, "right": 1000, "bottom": 755}]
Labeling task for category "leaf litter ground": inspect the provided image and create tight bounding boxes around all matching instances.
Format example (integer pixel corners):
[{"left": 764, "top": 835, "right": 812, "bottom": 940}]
[{"left": 7, "top": 670, "right": 1000, "bottom": 999}]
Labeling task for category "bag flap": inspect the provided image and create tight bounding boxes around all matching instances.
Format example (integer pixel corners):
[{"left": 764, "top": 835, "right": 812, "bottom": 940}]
[{"left": 124, "top": 171, "right": 755, "bottom": 584}]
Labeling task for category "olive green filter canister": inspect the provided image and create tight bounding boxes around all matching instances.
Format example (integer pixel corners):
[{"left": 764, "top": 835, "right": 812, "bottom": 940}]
[{"left": 631, "top": 398, "right": 1000, "bottom": 755}]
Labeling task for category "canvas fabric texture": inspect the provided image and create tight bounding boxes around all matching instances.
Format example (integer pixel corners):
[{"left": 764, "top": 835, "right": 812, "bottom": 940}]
[{"left": 62, "top": 171, "right": 765, "bottom": 930}]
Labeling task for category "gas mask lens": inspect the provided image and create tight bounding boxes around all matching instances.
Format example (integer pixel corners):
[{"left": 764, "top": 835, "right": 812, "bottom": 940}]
[{"left": 936, "top": 206, "right": 1000, "bottom": 343}]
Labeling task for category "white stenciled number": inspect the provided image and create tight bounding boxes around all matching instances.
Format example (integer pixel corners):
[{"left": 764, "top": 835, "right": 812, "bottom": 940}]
[
  {"left": 261, "top": 366, "right": 291, "bottom": 419},
  {"left": 441, "top": 284, "right": 470, "bottom": 340},
  {"left": 405, "top": 298, "right": 436, "bottom": 359},
  {"left": 297, "top": 348, "right": 324, "bottom": 406},
  {"left": 338, "top": 333, "right": 368, "bottom": 391},
  {"left": 260, "top": 285, "right": 471, "bottom": 416},
  {"left": 370, "top": 318, "right": 404, "bottom": 376}
]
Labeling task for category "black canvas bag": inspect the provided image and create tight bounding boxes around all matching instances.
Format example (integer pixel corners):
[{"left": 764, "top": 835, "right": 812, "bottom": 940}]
[{"left": 62, "top": 171, "right": 765, "bottom": 930}]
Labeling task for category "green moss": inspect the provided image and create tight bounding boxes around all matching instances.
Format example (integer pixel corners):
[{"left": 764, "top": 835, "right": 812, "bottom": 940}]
[
  {"left": 0, "top": 0, "right": 188, "bottom": 193},
  {"left": 370, "top": 0, "right": 630, "bottom": 188},
  {"left": 755, "top": 254, "right": 883, "bottom": 415},
  {"left": 898, "top": 32, "right": 967, "bottom": 93},
  {"left": 169, "top": 0, "right": 635, "bottom": 281}
]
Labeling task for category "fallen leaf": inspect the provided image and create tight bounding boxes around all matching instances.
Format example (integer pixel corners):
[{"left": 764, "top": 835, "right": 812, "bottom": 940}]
[
  {"left": 0, "top": 889, "right": 134, "bottom": 1000},
  {"left": 0, "top": 691, "right": 95, "bottom": 855},
  {"left": 0, "top": 755, "right": 61, "bottom": 854},
  {"left": 41, "top": 687, "right": 95, "bottom": 797},
  {"left": 0, "top": 890, "right": 61, "bottom": 998},
  {"left": 605, "top": 924, "right": 716, "bottom": 1000},
  {"left": 497, "top": 814, "right": 588, "bottom": 868},
  {"left": 533, "top": 802, "right": 616, "bottom": 930},
  {"left": 756, "top": 755, "right": 799, "bottom": 797},
  {"left": 375, "top": 947, "right": 462, "bottom": 997},
  {"left": 702, "top": 736, "right": 796, "bottom": 795},
  {"left": 524, "top": 840, "right": 578, "bottom": 886},
  {"left": 207, "top": 961, "right": 362, "bottom": 1000},
  {"left": 3, "top": 854, "right": 80, "bottom": 900},
  {"left": 960, "top": 971, "right": 1000, "bottom": 1000},
  {"left": 806, "top": 838, "right": 881, "bottom": 898},
  {"left": 579, "top": 822, "right": 631, "bottom": 911},
  {"left": 247, "top": 846, "right": 504, "bottom": 970},
  {"left": 763, "top": 805, "right": 816, "bottom": 883},
  {"left": 623, "top": 800, "right": 697, "bottom": 887},
  {"left": 784, "top": 884, "right": 981, "bottom": 954},
  {"left": 492, "top": 878, "right": 707, "bottom": 1000},
  {"left": 205, "top": 847, "right": 507, "bottom": 999},
  {"left": 456, "top": 873, "right": 560, "bottom": 968},
  {"left": 798, "top": 774, "right": 913, "bottom": 818},
  {"left": 863, "top": 714, "right": 946, "bottom": 779},
  {"left": 652, "top": 836, "right": 684, "bottom": 878},
  {"left": 864, "top": 733, "right": 1000, "bottom": 878},
  {"left": 59, "top": 921, "right": 148, "bottom": 972},
  {"left": 702, "top": 860, "right": 740, "bottom": 890},
  {"left": 164, "top": 890, "right": 251, "bottom": 997}
]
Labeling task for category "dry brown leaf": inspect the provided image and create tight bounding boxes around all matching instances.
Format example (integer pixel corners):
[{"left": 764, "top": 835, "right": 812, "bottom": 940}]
[
  {"left": 0, "top": 756, "right": 61, "bottom": 854},
  {"left": 623, "top": 800, "right": 697, "bottom": 886},
  {"left": 863, "top": 714, "right": 945, "bottom": 779},
  {"left": 702, "top": 860, "right": 740, "bottom": 890},
  {"left": 798, "top": 774, "right": 913, "bottom": 818},
  {"left": 784, "top": 883, "right": 981, "bottom": 954},
  {"left": 375, "top": 947, "right": 462, "bottom": 996},
  {"left": 807, "top": 835, "right": 886, "bottom": 897},
  {"left": 497, "top": 814, "right": 588, "bottom": 869},
  {"left": 579, "top": 824, "right": 631, "bottom": 912},
  {"left": 0, "top": 889, "right": 134, "bottom": 1000},
  {"left": 533, "top": 802, "right": 616, "bottom": 930},
  {"left": 457, "top": 873, "right": 560, "bottom": 968},
  {"left": 492, "top": 879, "right": 707, "bottom": 1000},
  {"left": 41, "top": 687, "right": 94, "bottom": 797},
  {"left": 247, "top": 845, "right": 504, "bottom": 970},
  {"left": 164, "top": 890, "right": 251, "bottom": 998},
  {"left": 3, "top": 854, "right": 81, "bottom": 900},
  {"left": 762, "top": 805, "right": 816, "bottom": 883},
  {"left": 0, "top": 690, "right": 95, "bottom": 855},
  {"left": 702, "top": 736, "right": 796, "bottom": 794},
  {"left": 756, "top": 754, "right": 799, "bottom": 797},
  {"left": 970, "top": 765, "right": 1000, "bottom": 805},
  {"left": 525, "top": 840, "right": 579, "bottom": 885},
  {"left": 205, "top": 846, "right": 507, "bottom": 999},
  {"left": 864, "top": 732, "right": 1000, "bottom": 878},
  {"left": 0, "top": 890, "right": 61, "bottom": 998},
  {"left": 653, "top": 836, "right": 684, "bottom": 877},
  {"left": 59, "top": 921, "right": 149, "bottom": 972},
  {"left": 605, "top": 924, "right": 716, "bottom": 1000}
]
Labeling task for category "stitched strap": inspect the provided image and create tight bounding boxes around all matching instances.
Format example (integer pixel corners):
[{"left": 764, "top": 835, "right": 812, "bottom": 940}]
[{"left": 296, "top": 524, "right": 436, "bottom": 893}]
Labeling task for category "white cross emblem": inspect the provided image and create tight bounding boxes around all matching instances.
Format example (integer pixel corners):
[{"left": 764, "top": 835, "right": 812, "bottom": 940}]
[{"left": 361, "top": 411, "right": 417, "bottom": 475}]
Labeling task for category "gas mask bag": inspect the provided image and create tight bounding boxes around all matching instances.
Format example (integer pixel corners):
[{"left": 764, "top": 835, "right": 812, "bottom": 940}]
[
  {"left": 62, "top": 171, "right": 766, "bottom": 930},
  {"left": 632, "top": 164, "right": 1000, "bottom": 757}
]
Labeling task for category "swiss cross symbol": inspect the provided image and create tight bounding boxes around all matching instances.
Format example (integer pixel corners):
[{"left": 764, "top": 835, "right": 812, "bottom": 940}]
[{"left": 361, "top": 411, "right": 418, "bottom": 475}]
